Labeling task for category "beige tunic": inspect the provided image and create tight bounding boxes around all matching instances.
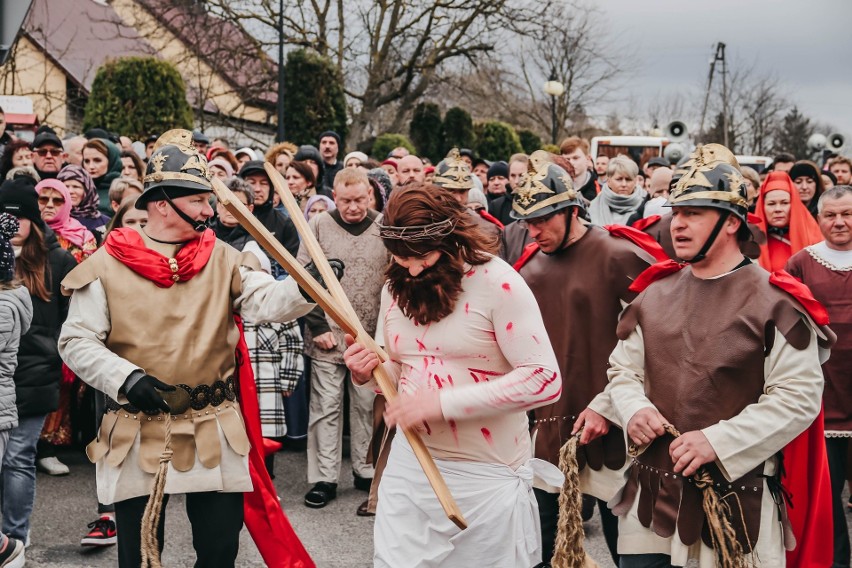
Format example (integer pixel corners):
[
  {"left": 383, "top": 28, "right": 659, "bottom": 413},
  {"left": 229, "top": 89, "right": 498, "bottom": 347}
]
[{"left": 58, "top": 236, "right": 313, "bottom": 504}]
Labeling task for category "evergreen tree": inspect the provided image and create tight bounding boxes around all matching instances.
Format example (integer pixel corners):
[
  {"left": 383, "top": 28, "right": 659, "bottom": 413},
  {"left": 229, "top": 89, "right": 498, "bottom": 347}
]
[
  {"left": 518, "top": 129, "right": 542, "bottom": 154},
  {"left": 774, "top": 106, "right": 811, "bottom": 159},
  {"left": 409, "top": 102, "right": 443, "bottom": 163},
  {"left": 474, "top": 121, "right": 523, "bottom": 161},
  {"left": 371, "top": 133, "right": 416, "bottom": 160},
  {"left": 83, "top": 57, "right": 193, "bottom": 139},
  {"left": 441, "top": 107, "right": 476, "bottom": 154},
  {"left": 283, "top": 49, "right": 348, "bottom": 147}
]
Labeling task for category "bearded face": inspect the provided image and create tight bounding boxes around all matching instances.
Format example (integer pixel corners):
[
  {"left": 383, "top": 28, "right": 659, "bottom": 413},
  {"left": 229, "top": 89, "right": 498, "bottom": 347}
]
[{"left": 385, "top": 252, "right": 466, "bottom": 326}]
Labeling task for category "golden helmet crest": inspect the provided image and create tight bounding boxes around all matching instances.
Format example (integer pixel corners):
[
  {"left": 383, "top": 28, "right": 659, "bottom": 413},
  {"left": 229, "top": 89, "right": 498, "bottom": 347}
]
[
  {"left": 433, "top": 148, "right": 474, "bottom": 191},
  {"left": 667, "top": 144, "right": 748, "bottom": 221},
  {"left": 510, "top": 150, "right": 581, "bottom": 220}
]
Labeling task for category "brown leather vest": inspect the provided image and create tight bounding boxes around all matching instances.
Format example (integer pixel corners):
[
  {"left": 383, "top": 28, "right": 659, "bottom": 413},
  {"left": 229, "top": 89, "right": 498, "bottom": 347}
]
[
  {"left": 614, "top": 263, "right": 814, "bottom": 551},
  {"left": 521, "top": 226, "right": 655, "bottom": 470}
]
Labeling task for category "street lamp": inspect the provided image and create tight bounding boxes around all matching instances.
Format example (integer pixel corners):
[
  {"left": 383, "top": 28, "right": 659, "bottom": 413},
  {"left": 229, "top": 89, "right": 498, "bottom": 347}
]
[{"left": 543, "top": 72, "right": 565, "bottom": 145}]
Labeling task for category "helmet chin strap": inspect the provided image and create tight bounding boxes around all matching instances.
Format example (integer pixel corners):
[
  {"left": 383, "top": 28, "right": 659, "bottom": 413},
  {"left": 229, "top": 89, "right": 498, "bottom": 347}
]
[
  {"left": 163, "top": 193, "right": 210, "bottom": 232},
  {"left": 683, "top": 210, "right": 730, "bottom": 264}
]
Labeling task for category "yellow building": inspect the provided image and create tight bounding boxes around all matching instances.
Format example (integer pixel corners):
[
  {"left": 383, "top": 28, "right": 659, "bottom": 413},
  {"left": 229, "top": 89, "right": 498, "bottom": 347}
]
[{"left": 0, "top": 0, "right": 277, "bottom": 145}]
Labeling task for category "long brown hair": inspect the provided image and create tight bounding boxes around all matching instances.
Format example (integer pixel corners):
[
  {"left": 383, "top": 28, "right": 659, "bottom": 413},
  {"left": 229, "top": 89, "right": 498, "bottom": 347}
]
[
  {"left": 17, "top": 221, "right": 51, "bottom": 302},
  {"left": 382, "top": 183, "right": 498, "bottom": 325}
]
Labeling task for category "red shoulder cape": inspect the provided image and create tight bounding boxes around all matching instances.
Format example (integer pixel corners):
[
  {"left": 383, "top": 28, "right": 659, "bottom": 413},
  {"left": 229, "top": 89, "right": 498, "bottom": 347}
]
[
  {"left": 234, "top": 315, "right": 315, "bottom": 567},
  {"left": 603, "top": 224, "right": 670, "bottom": 262},
  {"left": 630, "top": 214, "right": 661, "bottom": 232},
  {"left": 478, "top": 209, "right": 505, "bottom": 230},
  {"left": 769, "top": 270, "right": 830, "bottom": 326},
  {"left": 513, "top": 242, "right": 540, "bottom": 271}
]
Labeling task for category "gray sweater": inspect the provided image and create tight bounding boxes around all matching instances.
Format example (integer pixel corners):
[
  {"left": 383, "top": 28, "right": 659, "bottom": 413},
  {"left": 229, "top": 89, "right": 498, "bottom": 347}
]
[{"left": 0, "top": 286, "right": 33, "bottom": 431}]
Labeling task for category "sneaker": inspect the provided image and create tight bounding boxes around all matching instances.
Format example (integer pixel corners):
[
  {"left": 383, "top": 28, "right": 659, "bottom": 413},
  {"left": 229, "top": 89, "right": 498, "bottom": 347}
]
[
  {"left": 81, "top": 516, "right": 117, "bottom": 547},
  {"left": 36, "top": 456, "right": 70, "bottom": 476},
  {"left": 304, "top": 482, "right": 337, "bottom": 509},
  {"left": 0, "top": 535, "right": 25, "bottom": 568}
]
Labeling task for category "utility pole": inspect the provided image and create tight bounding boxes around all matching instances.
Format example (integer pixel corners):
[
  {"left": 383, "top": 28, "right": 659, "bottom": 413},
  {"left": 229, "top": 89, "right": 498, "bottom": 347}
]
[
  {"left": 698, "top": 42, "right": 728, "bottom": 145},
  {"left": 276, "top": 0, "right": 285, "bottom": 142}
]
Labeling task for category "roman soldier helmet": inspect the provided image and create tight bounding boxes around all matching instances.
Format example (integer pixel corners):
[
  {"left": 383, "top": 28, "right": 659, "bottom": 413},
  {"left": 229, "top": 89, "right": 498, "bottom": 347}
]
[
  {"left": 510, "top": 150, "right": 583, "bottom": 220},
  {"left": 136, "top": 129, "right": 213, "bottom": 210},
  {"left": 433, "top": 148, "right": 474, "bottom": 192},
  {"left": 666, "top": 144, "right": 748, "bottom": 222}
]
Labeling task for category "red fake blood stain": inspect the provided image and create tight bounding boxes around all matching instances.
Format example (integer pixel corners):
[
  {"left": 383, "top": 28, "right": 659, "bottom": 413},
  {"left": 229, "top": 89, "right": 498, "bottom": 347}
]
[
  {"left": 532, "top": 335, "right": 540, "bottom": 344},
  {"left": 469, "top": 368, "right": 501, "bottom": 383},
  {"left": 423, "top": 421, "right": 432, "bottom": 435},
  {"left": 449, "top": 420, "right": 459, "bottom": 444},
  {"left": 505, "top": 322, "right": 513, "bottom": 335},
  {"left": 446, "top": 374, "right": 454, "bottom": 385},
  {"left": 464, "top": 302, "right": 470, "bottom": 314},
  {"left": 393, "top": 335, "right": 400, "bottom": 349},
  {"left": 481, "top": 427, "right": 493, "bottom": 445},
  {"left": 502, "top": 282, "right": 511, "bottom": 292},
  {"left": 465, "top": 269, "right": 476, "bottom": 278},
  {"left": 415, "top": 339, "right": 426, "bottom": 352},
  {"left": 434, "top": 375, "right": 443, "bottom": 389}
]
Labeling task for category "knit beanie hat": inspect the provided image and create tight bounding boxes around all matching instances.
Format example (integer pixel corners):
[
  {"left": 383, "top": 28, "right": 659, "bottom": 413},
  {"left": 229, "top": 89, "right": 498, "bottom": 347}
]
[
  {"left": 0, "top": 213, "right": 18, "bottom": 282},
  {"left": 318, "top": 131, "right": 341, "bottom": 147},
  {"left": 0, "top": 178, "right": 42, "bottom": 226},
  {"left": 487, "top": 161, "right": 509, "bottom": 180},
  {"left": 788, "top": 162, "right": 820, "bottom": 185}
]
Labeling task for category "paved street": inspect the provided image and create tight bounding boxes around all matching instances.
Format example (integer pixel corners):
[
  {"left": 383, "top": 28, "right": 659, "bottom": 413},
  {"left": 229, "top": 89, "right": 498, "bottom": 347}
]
[
  {"left": 17, "top": 444, "right": 852, "bottom": 567},
  {"left": 21, "top": 445, "right": 618, "bottom": 567}
]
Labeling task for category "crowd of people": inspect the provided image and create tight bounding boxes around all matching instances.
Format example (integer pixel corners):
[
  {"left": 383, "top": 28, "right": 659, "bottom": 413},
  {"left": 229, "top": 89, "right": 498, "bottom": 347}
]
[{"left": 0, "top": 101, "right": 849, "bottom": 568}]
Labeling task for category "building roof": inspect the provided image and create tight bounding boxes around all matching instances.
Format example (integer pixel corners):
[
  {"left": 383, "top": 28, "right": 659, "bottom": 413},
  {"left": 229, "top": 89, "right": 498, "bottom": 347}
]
[
  {"left": 22, "top": 0, "right": 276, "bottom": 108},
  {"left": 136, "top": 0, "right": 277, "bottom": 107},
  {"left": 24, "top": 0, "right": 151, "bottom": 91}
]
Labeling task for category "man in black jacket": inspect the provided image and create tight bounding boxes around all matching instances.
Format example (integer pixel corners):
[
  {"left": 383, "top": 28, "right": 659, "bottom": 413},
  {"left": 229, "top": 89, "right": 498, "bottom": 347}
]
[{"left": 238, "top": 161, "right": 300, "bottom": 277}]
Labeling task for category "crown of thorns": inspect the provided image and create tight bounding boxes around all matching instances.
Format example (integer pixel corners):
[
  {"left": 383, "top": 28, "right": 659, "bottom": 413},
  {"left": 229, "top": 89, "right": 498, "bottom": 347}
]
[{"left": 376, "top": 217, "right": 457, "bottom": 241}]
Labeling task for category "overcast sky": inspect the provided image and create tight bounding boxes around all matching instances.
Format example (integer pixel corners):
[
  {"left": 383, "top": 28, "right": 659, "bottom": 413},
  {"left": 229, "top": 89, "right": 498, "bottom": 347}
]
[{"left": 595, "top": 0, "right": 852, "bottom": 141}]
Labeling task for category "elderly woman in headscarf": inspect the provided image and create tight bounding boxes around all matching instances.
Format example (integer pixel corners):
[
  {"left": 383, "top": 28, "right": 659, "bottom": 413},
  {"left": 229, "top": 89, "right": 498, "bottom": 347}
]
[
  {"left": 753, "top": 171, "right": 823, "bottom": 272},
  {"left": 34, "top": 179, "right": 97, "bottom": 262},
  {"left": 56, "top": 165, "right": 111, "bottom": 241},
  {"left": 81, "top": 139, "right": 122, "bottom": 214},
  {"left": 303, "top": 194, "right": 336, "bottom": 222},
  {"left": 588, "top": 155, "right": 647, "bottom": 226}
]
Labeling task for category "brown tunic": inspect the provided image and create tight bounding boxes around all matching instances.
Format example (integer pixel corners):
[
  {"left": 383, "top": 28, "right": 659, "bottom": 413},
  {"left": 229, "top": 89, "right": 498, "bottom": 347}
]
[
  {"left": 501, "top": 221, "right": 532, "bottom": 266},
  {"left": 519, "top": 225, "right": 655, "bottom": 470},
  {"left": 614, "top": 263, "right": 823, "bottom": 551},
  {"left": 786, "top": 246, "right": 852, "bottom": 434}
]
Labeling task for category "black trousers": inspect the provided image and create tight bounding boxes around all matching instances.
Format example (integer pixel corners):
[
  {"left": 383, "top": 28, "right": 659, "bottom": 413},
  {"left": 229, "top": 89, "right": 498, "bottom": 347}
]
[
  {"left": 114, "top": 491, "right": 244, "bottom": 568},
  {"left": 534, "top": 487, "right": 619, "bottom": 565},
  {"left": 826, "top": 437, "right": 851, "bottom": 568}
]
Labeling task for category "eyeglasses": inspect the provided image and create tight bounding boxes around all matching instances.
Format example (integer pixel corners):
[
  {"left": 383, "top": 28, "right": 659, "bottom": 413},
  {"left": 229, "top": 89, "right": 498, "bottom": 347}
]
[
  {"left": 38, "top": 196, "right": 66, "bottom": 206},
  {"left": 35, "top": 148, "right": 62, "bottom": 157}
]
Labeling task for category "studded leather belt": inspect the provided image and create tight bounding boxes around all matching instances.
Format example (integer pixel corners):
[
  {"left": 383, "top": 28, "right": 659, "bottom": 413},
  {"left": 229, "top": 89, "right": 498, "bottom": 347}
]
[{"left": 106, "top": 377, "right": 237, "bottom": 416}]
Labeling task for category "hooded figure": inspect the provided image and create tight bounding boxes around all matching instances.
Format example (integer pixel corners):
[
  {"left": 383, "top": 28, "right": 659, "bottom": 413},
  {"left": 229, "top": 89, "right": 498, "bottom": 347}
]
[
  {"left": 237, "top": 161, "right": 300, "bottom": 264},
  {"left": 753, "top": 171, "right": 822, "bottom": 272}
]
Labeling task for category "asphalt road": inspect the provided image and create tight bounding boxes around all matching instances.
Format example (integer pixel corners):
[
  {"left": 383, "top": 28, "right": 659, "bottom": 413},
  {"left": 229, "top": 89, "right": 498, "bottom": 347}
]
[
  {"left": 17, "top": 445, "right": 852, "bottom": 567},
  {"left": 20, "top": 445, "right": 618, "bottom": 568}
]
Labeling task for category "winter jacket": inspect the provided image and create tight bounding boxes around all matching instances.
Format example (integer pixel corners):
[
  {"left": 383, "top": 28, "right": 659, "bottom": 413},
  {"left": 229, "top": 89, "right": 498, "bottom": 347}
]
[
  {"left": 212, "top": 220, "right": 255, "bottom": 252},
  {"left": 0, "top": 286, "right": 33, "bottom": 431},
  {"left": 14, "top": 227, "right": 77, "bottom": 417}
]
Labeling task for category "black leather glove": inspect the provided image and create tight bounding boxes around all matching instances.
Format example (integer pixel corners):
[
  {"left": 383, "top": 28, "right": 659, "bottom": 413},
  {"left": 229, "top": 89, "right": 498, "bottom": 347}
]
[
  {"left": 126, "top": 375, "right": 176, "bottom": 413},
  {"left": 299, "top": 259, "right": 345, "bottom": 302}
]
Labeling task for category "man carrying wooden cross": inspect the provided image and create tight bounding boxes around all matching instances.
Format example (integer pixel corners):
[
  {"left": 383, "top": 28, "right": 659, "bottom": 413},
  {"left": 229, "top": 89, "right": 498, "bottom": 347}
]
[{"left": 57, "top": 130, "right": 320, "bottom": 568}]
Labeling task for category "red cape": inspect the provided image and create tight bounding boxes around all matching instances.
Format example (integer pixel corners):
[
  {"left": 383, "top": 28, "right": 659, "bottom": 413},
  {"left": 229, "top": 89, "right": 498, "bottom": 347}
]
[
  {"left": 783, "top": 406, "right": 833, "bottom": 568},
  {"left": 234, "top": 315, "right": 315, "bottom": 567}
]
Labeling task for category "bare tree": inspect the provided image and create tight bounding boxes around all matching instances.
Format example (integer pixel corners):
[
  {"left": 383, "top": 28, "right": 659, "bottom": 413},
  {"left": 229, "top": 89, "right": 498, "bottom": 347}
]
[
  {"left": 515, "top": 1, "right": 626, "bottom": 142},
  {"left": 205, "top": 0, "right": 551, "bottom": 144}
]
